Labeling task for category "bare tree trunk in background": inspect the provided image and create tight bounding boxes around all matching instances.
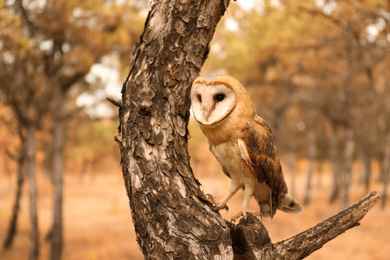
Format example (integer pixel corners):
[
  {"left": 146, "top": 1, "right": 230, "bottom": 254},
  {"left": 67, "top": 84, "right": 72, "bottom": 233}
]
[
  {"left": 381, "top": 134, "right": 390, "bottom": 209},
  {"left": 3, "top": 130, "right": 26, "bottom": 249},
  {"left": 329, "top": 126, "right": 341, "bottom": 203},
  {"left": 361, "top": 151, "right": 372, "bottom": 193},
  {"left": 49, "top": 88, "right": 65, "bottom": 260},
  {"left": 26, "top": 125, "right": 39, "bottom": 260},
  {"left": 341, "top": 127, "right": 355, "bottom": 209},
  {"left": 380, "top": 80, "right": 390, "bottom": 208},
  {"left": 288, "top": 151, "right": 297, "bottom": 196},
  {"left": 377, "top": 160, "right": 383, "bottom": 182},
  {"left": 359, "top": 67, "right": 374, "bottom": 193},
  {"left": 303, "top": 126, "right": 316, "bottom": 205},
  {"left": 316, "top": 161, "right": 323, "bottom": 188}
]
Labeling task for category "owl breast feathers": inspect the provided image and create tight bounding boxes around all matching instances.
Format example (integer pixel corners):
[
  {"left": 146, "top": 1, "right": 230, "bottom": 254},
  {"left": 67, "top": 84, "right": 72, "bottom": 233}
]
[{"left": 191, "top": 75, "right": 303, "bottom": 220}]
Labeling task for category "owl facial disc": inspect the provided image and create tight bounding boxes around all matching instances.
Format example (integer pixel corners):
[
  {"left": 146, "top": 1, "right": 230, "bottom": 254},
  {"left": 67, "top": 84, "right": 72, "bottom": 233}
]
[{"left": 191, "top": 83, "right": 236, "bottom": 125}]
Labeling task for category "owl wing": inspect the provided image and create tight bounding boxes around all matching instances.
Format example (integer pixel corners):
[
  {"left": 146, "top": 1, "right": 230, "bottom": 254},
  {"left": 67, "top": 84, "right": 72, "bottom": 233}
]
[{"left": 239, "top": 115, "right": 288, "bottom": 217}]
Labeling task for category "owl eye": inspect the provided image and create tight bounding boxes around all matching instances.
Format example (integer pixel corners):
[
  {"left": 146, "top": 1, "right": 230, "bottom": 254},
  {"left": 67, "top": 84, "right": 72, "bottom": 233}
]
[
  {"left": 197, "top": 94, "right": 202, "bottom": 102},
  {"left": 214, "top": 93, "right": 225, "bottom": 102}
]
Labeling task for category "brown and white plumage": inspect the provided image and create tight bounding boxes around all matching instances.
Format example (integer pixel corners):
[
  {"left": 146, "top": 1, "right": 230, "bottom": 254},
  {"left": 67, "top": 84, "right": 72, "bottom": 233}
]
[{"left": 191, "top": 75, "right": 303, "bottom": 220}]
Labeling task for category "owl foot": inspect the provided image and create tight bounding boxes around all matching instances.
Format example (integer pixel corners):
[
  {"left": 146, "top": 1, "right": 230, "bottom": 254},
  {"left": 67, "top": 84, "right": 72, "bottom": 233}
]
[
  {"left": 205, "top": 194, "right": 215, "bottom": 205},
  {"left": 206, "top": 194, "right": 229, "bottom": 212},
  {"left": 230, "top": 210, "right": 262, "bottom": 223},
  {"left": 214, "top": 202, "right": 229, "bottom": 212}
]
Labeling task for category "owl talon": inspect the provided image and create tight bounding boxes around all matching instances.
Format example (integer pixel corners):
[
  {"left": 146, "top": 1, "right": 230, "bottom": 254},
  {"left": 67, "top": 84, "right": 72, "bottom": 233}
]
[
  {"left": 250, "top": 211, "right": 263, "bottom": 220},
  {"left": 206, "top": 194, "right": 229, "bottom": 212},
  {"left": 206, "top": 194, "right": 216, "bottom": 205},
  {"left": 230, "top": 212, "right": 243, "bottom": 223},
  {"left": 214, "top": 200, "right": 229, "bottom": 212},
  {"left": 230, "top": 210, "right": 263, "bottom": 223},
  {"left": 214, "top": 204, "right": 229, "bottom": 212}
]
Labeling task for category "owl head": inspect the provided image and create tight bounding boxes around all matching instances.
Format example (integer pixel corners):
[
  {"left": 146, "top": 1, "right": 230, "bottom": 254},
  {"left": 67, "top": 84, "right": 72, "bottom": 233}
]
[{"left": 191, "top": 75, "right": 255, "bottom": 126}]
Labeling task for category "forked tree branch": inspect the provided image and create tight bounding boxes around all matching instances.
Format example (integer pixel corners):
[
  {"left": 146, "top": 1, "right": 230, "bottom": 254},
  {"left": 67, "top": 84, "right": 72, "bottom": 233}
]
[{"left": 231, "top": 191, "right": 381, "bottom": 259}]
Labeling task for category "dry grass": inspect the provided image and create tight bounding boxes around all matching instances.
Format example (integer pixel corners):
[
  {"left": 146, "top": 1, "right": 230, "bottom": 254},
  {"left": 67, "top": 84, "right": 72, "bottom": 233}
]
[{"left": 1, "top": 141, "right": 389, "bottom": 259}]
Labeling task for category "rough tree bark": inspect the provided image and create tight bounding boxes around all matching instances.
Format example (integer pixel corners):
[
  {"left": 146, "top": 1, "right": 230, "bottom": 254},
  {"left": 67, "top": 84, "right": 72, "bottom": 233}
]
[
  {"left": 117, "top": 1, "right": 381, "bottom": 258},
  {"left": 117, "top": 1, "right": 233, "bottom": 258}
]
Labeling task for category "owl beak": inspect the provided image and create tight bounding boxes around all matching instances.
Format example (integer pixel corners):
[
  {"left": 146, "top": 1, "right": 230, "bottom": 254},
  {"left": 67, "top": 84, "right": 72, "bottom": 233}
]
[{"left": 201, "top": 103, "right": 215, "bottom": 120}]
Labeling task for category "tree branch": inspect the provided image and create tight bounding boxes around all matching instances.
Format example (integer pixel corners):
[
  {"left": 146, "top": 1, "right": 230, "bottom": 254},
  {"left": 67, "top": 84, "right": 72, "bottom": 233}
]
[
  {"left": 14, "top": 0, "right": 38, "bottom": 36},
  {"left": 231, "top": 191, "right": 381, "bottom": 259},
  {"left": 106, "top": 97, "right": 123, "bottom": 108}
]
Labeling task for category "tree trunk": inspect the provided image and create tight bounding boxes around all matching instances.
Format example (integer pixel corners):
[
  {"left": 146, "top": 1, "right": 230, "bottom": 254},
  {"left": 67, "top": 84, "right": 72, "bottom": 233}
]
[
  {"left": 341, "top": 127, "right": 355, "bottom": 209},
  {"left": 117, "top": 0, "right": 233, "bottom": 258},
  {"left": 381, "top": 134, "right": 390, "bottom": 209},
  {"left": 3, "top": 132, "right": 26, "bottom": 249},
  {"left": 361, "top": 151, "right": 372, "bottom": 193},
  {"left": 329, "top": 126, "right": 341, "bottom": 203},
  {"left": 26, "top": 124, "right": 39, "bottom": 260},
  {"left": 288, "top": 152, "right": 297, "bottom": 196},
  {"left": 303, "top": 127, "right": 316, "bottom": 205},
  {"left": 49, "top": 87, "right": 66, "bottom": 260}
]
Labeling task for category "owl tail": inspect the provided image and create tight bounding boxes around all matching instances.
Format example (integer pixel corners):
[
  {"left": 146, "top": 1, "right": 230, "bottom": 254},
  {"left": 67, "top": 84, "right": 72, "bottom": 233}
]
[
  {"left": 278, "top": 194, "right": 304, "bottom": 214},
  {"left": 259, "top": 203, "right": 272, "bottom": 218}
]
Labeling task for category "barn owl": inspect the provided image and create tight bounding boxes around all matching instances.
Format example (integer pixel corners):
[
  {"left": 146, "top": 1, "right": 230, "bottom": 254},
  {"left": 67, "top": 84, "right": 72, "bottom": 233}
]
[{"left": 191, "top": 75, "right": 303, "bottom": 221}]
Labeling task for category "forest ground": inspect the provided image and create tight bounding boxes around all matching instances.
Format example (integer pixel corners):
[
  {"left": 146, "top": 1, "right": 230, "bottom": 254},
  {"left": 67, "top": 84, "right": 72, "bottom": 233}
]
[{"left": 1, "top": 146, "right": 389, "bottom": 259}]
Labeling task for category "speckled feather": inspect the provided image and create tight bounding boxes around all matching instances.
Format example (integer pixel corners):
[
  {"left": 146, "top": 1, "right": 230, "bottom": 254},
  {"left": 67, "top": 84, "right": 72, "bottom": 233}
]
[{"left": 242, "top": 117, "right": 287, "bottom": 217}]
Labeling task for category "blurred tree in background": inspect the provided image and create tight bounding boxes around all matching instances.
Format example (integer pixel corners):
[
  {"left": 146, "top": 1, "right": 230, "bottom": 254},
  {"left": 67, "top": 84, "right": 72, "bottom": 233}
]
[{"left": 0, "top": 0, "right": 143, "bottom": 259}]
